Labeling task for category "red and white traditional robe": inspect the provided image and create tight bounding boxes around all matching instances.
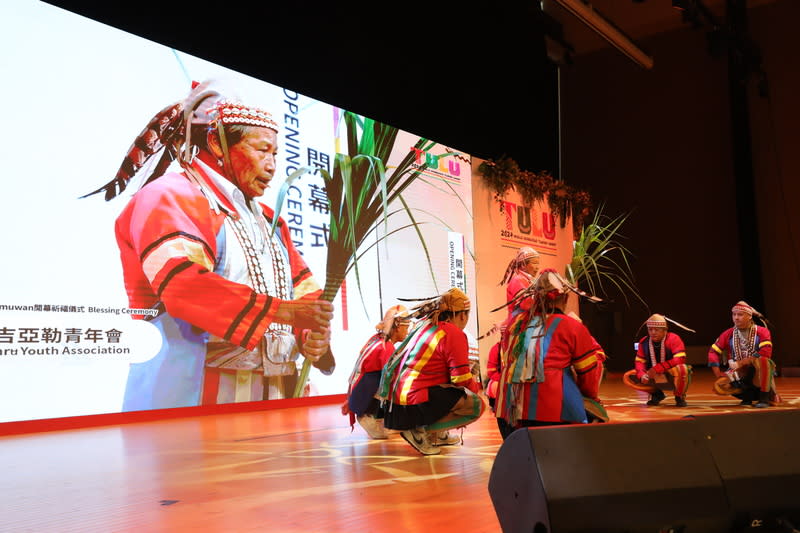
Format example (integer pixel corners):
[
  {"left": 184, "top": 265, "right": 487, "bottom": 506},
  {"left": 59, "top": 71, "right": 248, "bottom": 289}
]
[{"left": 116, "top": 161, "right": 327, "bottom": 410}]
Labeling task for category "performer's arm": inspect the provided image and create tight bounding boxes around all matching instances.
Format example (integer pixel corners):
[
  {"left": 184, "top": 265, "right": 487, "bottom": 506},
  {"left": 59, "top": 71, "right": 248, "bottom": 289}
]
[
  {"left": 380, "top": 339, "right": 397, "bottom": 368},
  {"left": 486, "top": 342, "right": 502, "bottom": 382},
  {"left": 447, "top": 328, "right": 481, "bottom": 393},
  {"left": 271, "top": 208, "right": 334, "bottom": 372},
  {"left": 486, "top": 342, "right": 502, "bottom": 397},
  {"left": 754, "top": 327, "right": 773, "bottom": 359},
  {"left": 708, "top": 330, "right": 730, "bottom": 377},
  {"left": 635, "top": 339, "right": 648, "bottom": 379},
  {"left": 572, "top": 324, "right": 605, "bottom": 401},
  {"left": 117, "top": 182, "right": 330, "bottom": 351}
]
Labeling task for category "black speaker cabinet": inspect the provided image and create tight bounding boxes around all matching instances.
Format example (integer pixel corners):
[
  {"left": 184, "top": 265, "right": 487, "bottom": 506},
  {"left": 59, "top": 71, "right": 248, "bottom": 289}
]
[
  {"left": 489, "top": 419, "right": 732, "bottom": 533},
  {"left": 692, "top": 410, "right": 800, "bottom": 527}
]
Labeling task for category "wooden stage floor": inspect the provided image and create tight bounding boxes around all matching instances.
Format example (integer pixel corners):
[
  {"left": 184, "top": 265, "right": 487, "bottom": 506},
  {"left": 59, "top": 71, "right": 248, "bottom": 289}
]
[{"left": 2, "top": 369, "right": 799, "bottom": 533}]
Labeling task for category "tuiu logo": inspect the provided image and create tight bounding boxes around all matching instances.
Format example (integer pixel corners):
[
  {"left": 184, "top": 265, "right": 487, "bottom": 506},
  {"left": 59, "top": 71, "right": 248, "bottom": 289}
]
[
  {"left": 502, "top": 201, "right": 556, "bottom": 240},
  {"left": 410, "top": 147, "right": 461, "bottom": 177}
]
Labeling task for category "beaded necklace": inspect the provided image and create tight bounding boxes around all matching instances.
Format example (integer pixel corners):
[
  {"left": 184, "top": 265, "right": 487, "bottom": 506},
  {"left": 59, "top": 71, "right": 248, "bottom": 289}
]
[
  {"left": 732, "top": 324, "right": 756, "bottom": 361},
  {"left": 227, "top": 209, "right": 291, "bottom": 334},
  {"left": 184, "top": 163, "right": 291, "bottom": 334},
  {"left": 647, "top": 335, "right": 667, "bottom": 368}
]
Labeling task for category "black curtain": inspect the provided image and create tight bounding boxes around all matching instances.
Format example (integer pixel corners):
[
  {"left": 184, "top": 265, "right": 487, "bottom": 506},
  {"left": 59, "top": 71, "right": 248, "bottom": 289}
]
[{"left": 46, "top": 1, "right": 559, "bottom": 173}]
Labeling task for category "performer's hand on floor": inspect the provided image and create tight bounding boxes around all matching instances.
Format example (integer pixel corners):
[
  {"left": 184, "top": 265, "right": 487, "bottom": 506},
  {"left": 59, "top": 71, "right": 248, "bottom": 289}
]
[{"left": 712, "top": 367, "right": 722, "bottom": 378}]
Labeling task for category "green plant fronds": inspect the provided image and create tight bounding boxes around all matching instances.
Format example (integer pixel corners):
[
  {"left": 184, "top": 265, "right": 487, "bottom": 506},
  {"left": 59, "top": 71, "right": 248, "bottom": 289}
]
[
  {"left": 414, "top": 175, "right": 474, "bottom": 219},
  {"left": 392, "top": 202, "right": 477, "bottom": 261},
  {"left": 478, "top": 156, "right": 519, "bottom": 200},
  {"left": 269, "top": 166, "right": 311, "bottom": 236},
  {"left": 566, "top": 204, "right": 646, "bottom": 308},
  {"left": 293, "top": 112, "right": 439, "bottom": 397},
  {"left": 477, "top": 156, "right": 594, "bottom": 234},
  {"left": 397, "top": 195, "right": 438, "bottom": 294}
]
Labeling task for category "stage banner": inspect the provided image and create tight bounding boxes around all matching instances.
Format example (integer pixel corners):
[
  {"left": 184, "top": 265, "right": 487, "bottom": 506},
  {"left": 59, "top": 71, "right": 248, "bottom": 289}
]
[
  {"left": 471, "top": 158, "right": 575, "bottom": 378},
  {"left": 0, "top": 1, "right": 475, "bottom": 422},
  {"left": 352, "top": 134, "right": 478, "bottom": 366}
]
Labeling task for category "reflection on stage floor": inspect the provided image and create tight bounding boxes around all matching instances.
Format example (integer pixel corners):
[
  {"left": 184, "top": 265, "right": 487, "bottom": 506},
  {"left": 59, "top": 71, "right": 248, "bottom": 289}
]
[{"left": 1, "top": 368, "right": 798, "bottom": 532}]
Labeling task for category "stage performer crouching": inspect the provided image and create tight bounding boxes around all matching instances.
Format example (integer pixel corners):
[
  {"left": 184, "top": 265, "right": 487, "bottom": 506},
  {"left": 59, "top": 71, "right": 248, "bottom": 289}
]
[
  {"left": 709, "top": 301, "right": 780, "bottom": 408},
  {"left": 495, "top": 269, "right": 608, "bottom": 440},
  {"left": 343, "top": 305, "right": 410, "bottom": 439},
  {"left": 623, "top": 314, "right": 693, "bottom": 407},
  {"left": 378, "top": 288, "right": 484, "bottom": 456}
]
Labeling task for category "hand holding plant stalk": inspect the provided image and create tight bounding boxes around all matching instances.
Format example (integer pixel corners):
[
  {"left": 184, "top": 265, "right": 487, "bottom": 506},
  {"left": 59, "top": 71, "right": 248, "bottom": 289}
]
[{"left": 292, "top": 111, "right": 437, "bottom": 398}]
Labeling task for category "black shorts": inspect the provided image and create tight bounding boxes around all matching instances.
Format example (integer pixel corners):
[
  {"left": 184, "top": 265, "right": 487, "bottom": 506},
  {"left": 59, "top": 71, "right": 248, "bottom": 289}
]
[{"left": 381, "top": 386, "right": 465, "bottom": 430}]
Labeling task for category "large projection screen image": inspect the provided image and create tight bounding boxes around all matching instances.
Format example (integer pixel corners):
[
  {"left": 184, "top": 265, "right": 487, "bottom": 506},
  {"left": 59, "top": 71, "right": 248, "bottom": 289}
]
[{"left": 0, "top": 1, "right": 476, "bottom": 423}]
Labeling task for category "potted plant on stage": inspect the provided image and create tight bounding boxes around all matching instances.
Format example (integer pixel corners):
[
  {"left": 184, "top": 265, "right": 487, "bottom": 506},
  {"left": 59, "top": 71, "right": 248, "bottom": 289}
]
[
  {"left": 565, "top": 204, "right": 644, "bottom": 306},
  {"left": 565, "top": 204, "right": 648, "bottom": 365}
]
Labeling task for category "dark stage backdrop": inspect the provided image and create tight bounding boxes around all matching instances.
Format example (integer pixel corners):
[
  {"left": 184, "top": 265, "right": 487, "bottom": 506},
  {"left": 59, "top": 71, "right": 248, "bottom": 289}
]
[
  {"left": 44, "top": 1, "right": 561, "bottom": 176},
  {"left": 560, "top": 1, "right": 800, "bottom": 371}
]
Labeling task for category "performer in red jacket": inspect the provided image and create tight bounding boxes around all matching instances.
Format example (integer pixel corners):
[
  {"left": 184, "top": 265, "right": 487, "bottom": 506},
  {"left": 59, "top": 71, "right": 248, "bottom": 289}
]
[
  {"left": 486, "top": 341, "right": 502, "bottom": 405},
  {"left": 485, "top": 336, "right": 514, "bottom": 437},
  {"left": 378, "top": 288, "right": 484, "bottom": 455},
  {"left": 495, "top": 270, "right": 607, "bottom": 439},
  {"left": 623, "top": 314, "right": 692, "bottom": 407},
  {"left": 709, "top": 301, "right": 779, "bottom": 408},
  {"left": 344, "top": 305, "right": 410, "bottom": 439}
]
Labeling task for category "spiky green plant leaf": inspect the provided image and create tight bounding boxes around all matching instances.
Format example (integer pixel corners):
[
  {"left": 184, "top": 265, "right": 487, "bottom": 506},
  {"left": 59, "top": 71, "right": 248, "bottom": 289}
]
[
  {"left": 293, "top": 112, "right": 439, "bottom": 397},
  {"left": 565, "top": 204, "right": 646, "bottom": 308}
]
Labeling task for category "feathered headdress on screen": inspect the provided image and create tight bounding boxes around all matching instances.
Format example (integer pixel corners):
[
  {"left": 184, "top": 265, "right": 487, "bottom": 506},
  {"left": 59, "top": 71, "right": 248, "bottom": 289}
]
[
  {"left": 81, "top": 80, "right": 277, "bottom": 201},
  {"left": 80, "top": 98, "right": 185, "bottom": 201}
]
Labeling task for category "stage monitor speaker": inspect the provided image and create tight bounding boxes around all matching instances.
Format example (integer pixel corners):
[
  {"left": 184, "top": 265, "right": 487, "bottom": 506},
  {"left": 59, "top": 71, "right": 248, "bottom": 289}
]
[
  {"left": 692, "top": 410, "right": 800, "bottom": 527},
  {"left": 488, "top": 419, "right": 732, "bottom": 533}
]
